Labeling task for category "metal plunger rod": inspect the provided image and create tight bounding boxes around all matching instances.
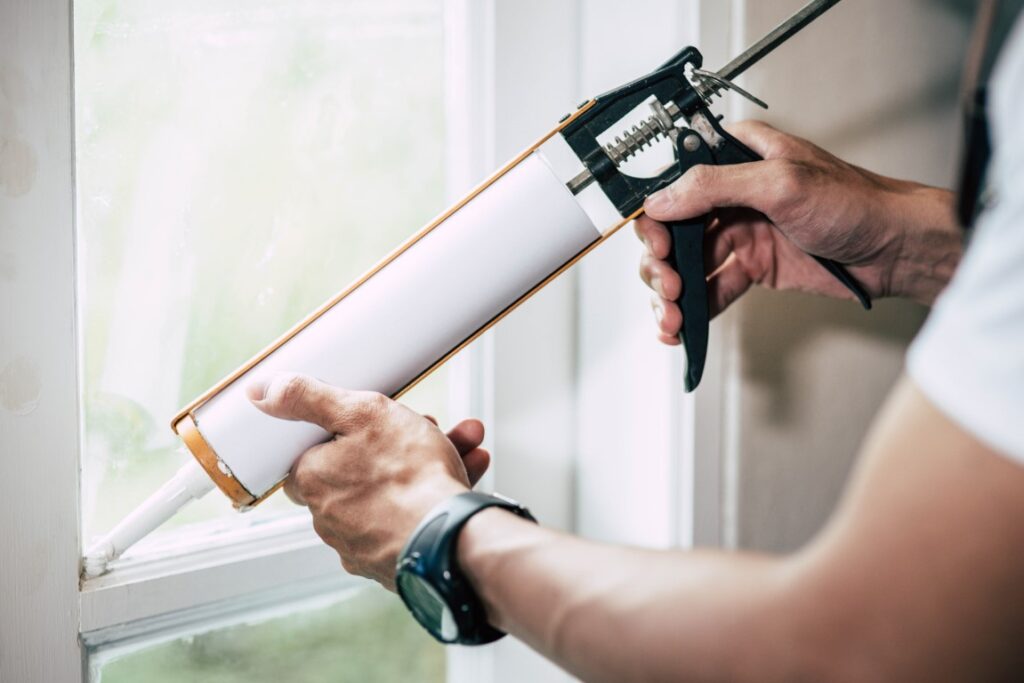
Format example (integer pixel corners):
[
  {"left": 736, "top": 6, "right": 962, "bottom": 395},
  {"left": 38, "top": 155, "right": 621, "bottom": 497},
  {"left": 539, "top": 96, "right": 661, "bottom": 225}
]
[
  {"left": 566, "top": 0, "right": 845, "bottom": 196},
  {"left": 717, "top": 0, "right": 843, "bottom": 81}
]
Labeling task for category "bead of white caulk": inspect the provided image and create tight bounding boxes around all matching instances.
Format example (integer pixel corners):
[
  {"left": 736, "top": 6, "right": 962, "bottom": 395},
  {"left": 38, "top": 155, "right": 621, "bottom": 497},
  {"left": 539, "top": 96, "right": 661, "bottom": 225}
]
[
  {"left": 81, "top": 459, "right": 216, "bottom": 578},
  {"left": 82, "top": 542, "right": 115, "bottom": 578}
]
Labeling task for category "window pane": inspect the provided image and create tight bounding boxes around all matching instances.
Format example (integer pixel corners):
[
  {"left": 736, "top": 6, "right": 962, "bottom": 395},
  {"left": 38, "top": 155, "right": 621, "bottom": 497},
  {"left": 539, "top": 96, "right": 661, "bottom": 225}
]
[
  {"left": 91, "top": 585, "right": 445, "bottom": 683},
  {"left": 75, "top": 0, "right": 447, "bottom": 541}
]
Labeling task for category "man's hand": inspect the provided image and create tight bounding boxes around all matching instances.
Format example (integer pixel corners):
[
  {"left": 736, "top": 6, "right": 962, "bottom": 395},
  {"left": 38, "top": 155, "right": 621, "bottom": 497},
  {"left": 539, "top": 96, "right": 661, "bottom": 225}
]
[
  {"left": 247, "top": 373, "right": 490, "bottom": 589},
  {"left": 637, "top": 120, "right": 960, "bottom": 345}
]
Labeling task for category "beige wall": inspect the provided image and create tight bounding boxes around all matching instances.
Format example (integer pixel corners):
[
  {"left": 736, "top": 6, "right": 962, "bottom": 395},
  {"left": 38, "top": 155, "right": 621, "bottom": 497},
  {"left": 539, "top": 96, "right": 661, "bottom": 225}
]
[{"left": 721, "top": 0, "right": 974, "bottom": 552}]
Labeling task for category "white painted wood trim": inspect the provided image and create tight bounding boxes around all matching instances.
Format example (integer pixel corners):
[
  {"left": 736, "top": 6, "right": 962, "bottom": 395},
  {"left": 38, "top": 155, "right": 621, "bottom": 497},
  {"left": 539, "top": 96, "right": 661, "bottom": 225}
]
[
  {"left": 68, "top": 0, "right": 500, "bottom": 668},
  {"left": 84, "top": 573, "right": 367, "bottom": 654},
  {"left": 442, "top": 1, "right": 498, "bottom": 681},
  {"left": 79, "top": 514, "right": 348, "bottom": 633},
  {"left": 573, "top": 0, "right": 706, "bottom": 553},
  {"left": 0, "top": 1, "right": 84, "bottom": 681},
  {"left": 448, "top": 1, "right": 583, "bottom": 680},
  {"left": 686, "top": 0, "right": 741, "bottom": 550}
]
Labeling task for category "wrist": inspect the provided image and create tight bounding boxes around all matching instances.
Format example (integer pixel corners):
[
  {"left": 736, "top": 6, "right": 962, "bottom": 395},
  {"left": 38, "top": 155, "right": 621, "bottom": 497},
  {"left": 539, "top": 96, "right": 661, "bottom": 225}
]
[
  {"left": 883, "top": 185, "right": 962, "bottom": 305},
  {"left": 404, "top": 468, "right": 470, "bottom": 519},
  {"left": 456, "top": 507, "right": 547, "bottom": 632},
  {"left": 395, "top": 492, "right": 536, "bottom": 644}
]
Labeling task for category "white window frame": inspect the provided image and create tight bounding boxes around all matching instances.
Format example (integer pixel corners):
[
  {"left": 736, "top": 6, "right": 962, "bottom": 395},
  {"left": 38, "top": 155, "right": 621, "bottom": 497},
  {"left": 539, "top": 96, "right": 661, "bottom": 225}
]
[
  {"left": 453, "top": 2, "right": 731, "bottom": 681},
  {"left": 1, "top": 1, "right": 83, "bottom": 680},
  {"left": 1, "top": 0, "right": 728, "bottom": 681},
  {"left": 0, "top": 0, "right": 496, "bottom": 679}
]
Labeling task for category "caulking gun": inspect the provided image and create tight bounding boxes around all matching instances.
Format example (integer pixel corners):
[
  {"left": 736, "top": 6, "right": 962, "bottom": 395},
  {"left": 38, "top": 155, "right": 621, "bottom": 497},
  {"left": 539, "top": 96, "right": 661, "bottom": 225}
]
[{"left": 84, "top": 0, "right": 868, "bottom": 577}]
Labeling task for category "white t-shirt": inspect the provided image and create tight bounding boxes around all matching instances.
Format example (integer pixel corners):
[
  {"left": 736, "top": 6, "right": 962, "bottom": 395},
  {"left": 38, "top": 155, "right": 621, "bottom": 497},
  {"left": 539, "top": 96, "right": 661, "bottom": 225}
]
[{"left": 908, "top": 14, "right": 1024, "bottom": 465}]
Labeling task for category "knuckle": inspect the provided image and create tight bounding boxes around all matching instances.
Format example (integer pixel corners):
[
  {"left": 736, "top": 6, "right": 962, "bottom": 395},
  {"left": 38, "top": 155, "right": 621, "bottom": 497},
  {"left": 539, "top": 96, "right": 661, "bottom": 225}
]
[
  {"left": 745, "top": 119, "right": 775, "bottom": 136},
  {"left": 292, "top": 455, "right": 326, "bottom": 496},
  {"left": 311, "top": 516, "right": 334, "bottom": 543},
  {"left": 276, "top": 374, "right": 310, "bottom": 411},
  {"left": 771, "top": 160, "right": 807, "bottom": 206},
  {"left": 363, "top": 392, "right": 390, "bottom": 419},
  {"left": 338, "top": 555, "right": 358, "bottom": 575},
  {"left": 370, "top": 392, "right": 390, "bottom": 410},
  {"left": 660, "top": 179, "right": 683, "bottom": 208},
  {"left": 731, "top": 119, "right": 762, "bottom": 138},
  {"left": 684, "top": 164, "right": 716, "bottom": 196},
  {"left": 290, "top": 469, "right": 315, "bottom": 500},
  {"left": 282, "top": 475, "right": 301, "bottom": 501}
]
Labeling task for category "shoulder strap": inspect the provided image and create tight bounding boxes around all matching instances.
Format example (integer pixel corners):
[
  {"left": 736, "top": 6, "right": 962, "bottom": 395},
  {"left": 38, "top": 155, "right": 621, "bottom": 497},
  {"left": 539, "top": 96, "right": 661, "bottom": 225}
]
[{"left": 957, "top": 0, "right": 1024, "bottom": 228}]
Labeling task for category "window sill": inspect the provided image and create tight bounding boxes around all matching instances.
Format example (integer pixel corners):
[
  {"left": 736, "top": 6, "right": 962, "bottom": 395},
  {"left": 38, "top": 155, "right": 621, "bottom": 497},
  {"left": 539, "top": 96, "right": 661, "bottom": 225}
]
[{"left": 80, "top": 512, "right": 352, "bottom": 637}]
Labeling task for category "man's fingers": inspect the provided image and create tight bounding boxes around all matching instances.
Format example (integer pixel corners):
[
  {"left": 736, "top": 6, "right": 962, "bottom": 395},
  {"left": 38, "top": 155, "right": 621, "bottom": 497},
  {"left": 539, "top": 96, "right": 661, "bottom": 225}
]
[
  {"left": 651, "top": 296, "right": 683, "bottom": 339},
  {"left": 446, "top": 418, "right": 485, "bottom": 456},
  {"left": 706, "top": 257, "right": 755, "bottom": 319},
  {"left": 634, "top": 215, "right": 671, "bottom": 259},
  {"left": 658, "top": 331, "right": 682, "bottom": 346},
  {"left": 248, "top": 372, "right": 386, "bottom": 434},
  {"left": 639, "top": 252, "right": 682, "bottom": 300},
  {"left": 282, "top": 447, "right": 314, "bottom": 506},
  {"left": 461, "top": 448, "right": 491, "bottom": 487},
  {"left": 282, "top": 439, "right": 342, "bottom": 508},
  {"left": 446, "top": 419, "right": 489, "bottom": 485}
]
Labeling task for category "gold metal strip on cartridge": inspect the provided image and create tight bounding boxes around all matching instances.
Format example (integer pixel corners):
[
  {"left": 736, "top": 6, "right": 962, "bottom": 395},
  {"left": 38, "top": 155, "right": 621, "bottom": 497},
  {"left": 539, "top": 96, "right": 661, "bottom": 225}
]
[
  {"left": 393, "top": 207, "right": 645, "bottom": 399},
  {"left": 176, "top": 413, "right": 258, "bottom": 507},
  {"left": 171, "top": 99, "right": 598, "bottom": 434}
]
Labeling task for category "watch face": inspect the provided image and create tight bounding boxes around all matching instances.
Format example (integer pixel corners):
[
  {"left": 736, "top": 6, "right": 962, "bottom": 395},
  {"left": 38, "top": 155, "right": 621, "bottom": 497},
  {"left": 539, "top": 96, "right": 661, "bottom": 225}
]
[{"left": 397, "top": 571, "right": 459, "bottom": 643}]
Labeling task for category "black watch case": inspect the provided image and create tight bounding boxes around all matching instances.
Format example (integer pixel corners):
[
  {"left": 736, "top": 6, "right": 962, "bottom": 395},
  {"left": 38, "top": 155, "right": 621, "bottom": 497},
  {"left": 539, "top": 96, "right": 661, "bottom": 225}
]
[{"left": 395, "top": 491, "right": 535, "bottom": 645}]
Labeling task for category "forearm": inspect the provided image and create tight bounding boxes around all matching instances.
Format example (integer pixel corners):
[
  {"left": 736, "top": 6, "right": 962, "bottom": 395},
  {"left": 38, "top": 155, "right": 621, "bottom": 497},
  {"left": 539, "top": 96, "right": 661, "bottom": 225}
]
[
  {"left": 458, "top": 510, "right": 805, "bottom": 683},
  {"left": 881, "top": 184, "right": 962, "bottom": 306},
  {"left": 456, "top": 380, "right": 1024, "bottom": 683}
]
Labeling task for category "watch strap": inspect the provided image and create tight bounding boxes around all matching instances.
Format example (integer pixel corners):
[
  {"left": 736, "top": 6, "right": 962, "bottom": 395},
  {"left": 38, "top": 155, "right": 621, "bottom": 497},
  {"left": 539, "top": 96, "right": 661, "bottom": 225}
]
[{"left": 396, "top": 491, "right": 535, "bottom": 645}]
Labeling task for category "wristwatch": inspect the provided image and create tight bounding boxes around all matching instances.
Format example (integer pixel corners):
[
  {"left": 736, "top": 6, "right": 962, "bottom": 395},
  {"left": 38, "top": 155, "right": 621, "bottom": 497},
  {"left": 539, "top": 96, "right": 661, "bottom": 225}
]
[{"left": 395, "top": 490, "right": 536, "bottom": 645}]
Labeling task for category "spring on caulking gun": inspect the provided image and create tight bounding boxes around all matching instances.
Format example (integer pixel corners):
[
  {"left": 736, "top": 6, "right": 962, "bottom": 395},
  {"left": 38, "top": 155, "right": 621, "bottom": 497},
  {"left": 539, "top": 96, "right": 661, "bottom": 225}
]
[
  {"left": 601, "top": 105, "right": 676, "bottom": 164},
  {"left": 566, "top": 99, "right": 679, "bottom": 195},
  {"left": 566, "top": 70, "right": 767, "bottom": 195}
]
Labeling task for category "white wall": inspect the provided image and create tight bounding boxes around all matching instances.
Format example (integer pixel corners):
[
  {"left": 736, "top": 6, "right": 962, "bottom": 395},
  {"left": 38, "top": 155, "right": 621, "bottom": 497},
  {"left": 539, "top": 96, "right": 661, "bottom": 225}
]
[{"left": 721, "top": 0, "right": 974, "bottom": 552}]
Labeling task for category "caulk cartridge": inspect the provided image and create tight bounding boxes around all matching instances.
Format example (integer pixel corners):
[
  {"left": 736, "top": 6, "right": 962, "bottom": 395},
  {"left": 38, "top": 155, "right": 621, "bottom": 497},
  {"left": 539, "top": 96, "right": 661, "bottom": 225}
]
[{"left": 172, "top": 145, "right": 608, "bottom": 508}]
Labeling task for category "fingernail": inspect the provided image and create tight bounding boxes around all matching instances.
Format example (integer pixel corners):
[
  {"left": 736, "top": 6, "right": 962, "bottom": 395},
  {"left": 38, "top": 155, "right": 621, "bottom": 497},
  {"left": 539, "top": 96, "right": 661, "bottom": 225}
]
[
  {"left": 650, "top": 274, "right": 663, "bottom": 298},
  {"left": 644, "top": 189, "right": 671, "bottom": 215},
  {"left": 650, "top": 298, "right": 664, "bottom": 325},
  {"left": 246, "top": 379, "right": 268, "bottom": 402}
]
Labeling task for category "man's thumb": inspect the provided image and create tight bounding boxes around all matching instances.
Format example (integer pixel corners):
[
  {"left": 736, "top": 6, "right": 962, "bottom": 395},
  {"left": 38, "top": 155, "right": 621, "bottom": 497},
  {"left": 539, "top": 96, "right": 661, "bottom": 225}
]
[
  {"left": 247, "top": 372, "right": 346, "bottom": 432},
  {"left": 643, "top": 162, "right": 774, "bottom": 222}
]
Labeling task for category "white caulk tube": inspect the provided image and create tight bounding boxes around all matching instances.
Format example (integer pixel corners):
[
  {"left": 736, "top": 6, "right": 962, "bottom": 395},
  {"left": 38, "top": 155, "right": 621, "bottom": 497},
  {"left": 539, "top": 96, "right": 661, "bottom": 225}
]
[
  {"left": 177, "top": 151, "right": 602, "bottom": 500},
  {"left": 85, "top": 108, "right": 635, "bottom": 573},
  {"left": 82, "top": 459, "right": 214, "bottom": 577}
]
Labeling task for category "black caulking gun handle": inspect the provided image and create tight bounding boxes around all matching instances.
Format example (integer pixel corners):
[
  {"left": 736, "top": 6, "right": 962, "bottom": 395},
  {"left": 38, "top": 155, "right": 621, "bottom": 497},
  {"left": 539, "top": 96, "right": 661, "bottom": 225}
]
[
  {"left": 667, "top": 122, "right": 872, "bottom": 392},
  {"left": 665, "top": 214, "right": 711, "bottom": 392}
]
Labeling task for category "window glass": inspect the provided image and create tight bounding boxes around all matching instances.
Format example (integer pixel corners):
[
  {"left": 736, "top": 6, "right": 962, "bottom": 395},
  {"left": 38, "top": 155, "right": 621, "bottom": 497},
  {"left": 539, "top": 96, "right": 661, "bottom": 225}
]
[
  {"left": 75, "top": 0, "right": 448, "bottom": 542},
  {"left": 91, "top": 584, "right": 445, "bottom": 682}
]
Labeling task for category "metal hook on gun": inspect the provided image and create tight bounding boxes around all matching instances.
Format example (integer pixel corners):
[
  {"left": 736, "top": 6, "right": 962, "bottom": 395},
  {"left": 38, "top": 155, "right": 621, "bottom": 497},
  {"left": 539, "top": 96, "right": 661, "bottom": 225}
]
[{"left": 691, "top": 68, "right": 769, "bottom": 110}]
